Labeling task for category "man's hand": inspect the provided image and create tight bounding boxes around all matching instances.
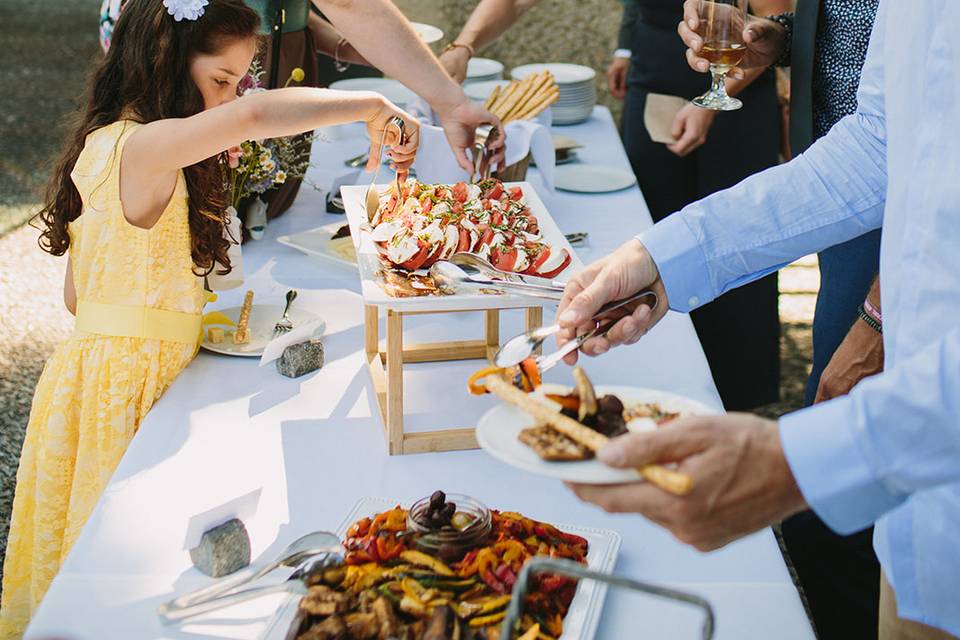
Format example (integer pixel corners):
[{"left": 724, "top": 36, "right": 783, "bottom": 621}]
[
  {"left": 606, "top": 57, "right": 630, "bottom": 100},
  {"left": 667, "top": 103, "right": 716, "bottom": 157},
  {"left": 678, "top": 0, "right": 786, "bottom": 80},
  {"left": 568, "top": 414, "right": 808, "bottom": 551},
  {"left": 434, "top": 98, "right": 506, "bottom": 173},
  {"left": 556, "top": 239, "right": 669, "bottom": 364},
  {"left": 815, "top": 319, "right": 884, "bottom": 403},
  {"left": 439, "top": 47, "right": 472, "bottom": 84}
]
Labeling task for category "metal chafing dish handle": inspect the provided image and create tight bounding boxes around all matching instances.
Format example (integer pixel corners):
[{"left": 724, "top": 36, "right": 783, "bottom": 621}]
[{"left": 499, "top": 557, "right": 715, "bottom": 640}]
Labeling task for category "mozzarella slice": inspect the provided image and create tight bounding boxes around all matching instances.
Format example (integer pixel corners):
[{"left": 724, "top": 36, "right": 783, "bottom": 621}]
[
  {"left": 370, "top": 220, "right": 404, "bottom": 242},
  {"left": 466, "top": 183, "right": 481, "bottom": 201},
  {"left": 386, "top": 233, "right": 420, "bottom": 264},
  {"left": 514, "top": 248, "right": 529, "bottom": 272},
  {"left": 441, "top": 225, "right": 460, "bottom": 258},
  {"left": 537, "top": 247, "right": 568, "bottom": 274}
]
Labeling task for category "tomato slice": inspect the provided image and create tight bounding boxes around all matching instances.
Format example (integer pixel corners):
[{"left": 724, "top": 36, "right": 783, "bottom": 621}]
[
  {"left": 456, "top": 227, "right": 472, "bottom": 253},
  {"left": 452, "top": 182, "right": 469, "bottom": 203},
  {"left": 419, "top": 196, "right": 433, "bottom": 213},
  {"left": 421, "top": 242, "right": 445, "bottom": 269},
  {"left": 399, "top": 244, "right": 430, "bottom": 271},
  {"left": 534, "top": 249, "right": 571, "bottom": 279},
  {"left": 494, "top": 248, "right": 518, "bottom": 273},
  {"left": 508, "top": 186, "right": 524, "bottom": 200},
  {"left": 487, "top": 182, "right": 504, "bottom": 200},
  {"left": 481, "top": 227, "right": 495, "bottom": 246},
  {"left": 527, "top": 246, "right": 550, "bottom": 274},
  {"left": 491, "top": 211, "right": 503, "bottom": 226},
  {"left": 452, "top": 202, "right": 464, "bottom": 215}
]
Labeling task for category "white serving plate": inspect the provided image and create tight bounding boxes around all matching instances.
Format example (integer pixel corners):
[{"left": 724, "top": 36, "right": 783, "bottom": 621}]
[
  {"left": 477, "top": 384, "right": 721, "bottom": 484},
  {"left": 555, "top": 165, "right": 637, "bottom": 193},
  {"left": 466, "top": 57, "right": 505, "bottom": 81},
  {"left": 262, "top": 496, "right": 622, "bottom": 640},
  {"left": 277, "top": 221, "right": 357, "bottom": 269},
  {"left": 340, "top": 181, "right": 584, "bottom": 312},
  {"left": 328, "top": 78, "right": 417, "bottom": 108},
  {"left": 411, "top": 21, "right": 444, "bottom": 44},
  {"left": 200, "top": 304, "right": 323, "bottom": 357},
  {"left": 464, "top": 79, "right": 511, "bottom": 102}
]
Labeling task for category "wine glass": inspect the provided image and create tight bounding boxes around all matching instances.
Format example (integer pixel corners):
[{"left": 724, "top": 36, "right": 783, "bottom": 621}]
[{"left": 692, "top": 0, "right": 748, "bottom": 111}]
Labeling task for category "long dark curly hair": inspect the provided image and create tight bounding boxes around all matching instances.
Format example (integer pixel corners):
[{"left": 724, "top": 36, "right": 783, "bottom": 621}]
[{"left": 34, "top": 0, "right": 260, "bottom": 276}]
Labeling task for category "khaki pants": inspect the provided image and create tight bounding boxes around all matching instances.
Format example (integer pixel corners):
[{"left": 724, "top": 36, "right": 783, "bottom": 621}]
[{"left": 879, "top": 574, "right": 957, "bottom": 640}]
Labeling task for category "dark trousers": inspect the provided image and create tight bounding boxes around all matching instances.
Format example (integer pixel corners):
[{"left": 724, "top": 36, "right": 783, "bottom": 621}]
[{"left": 781, "top": 512, "right": 880, "bottom": 639}]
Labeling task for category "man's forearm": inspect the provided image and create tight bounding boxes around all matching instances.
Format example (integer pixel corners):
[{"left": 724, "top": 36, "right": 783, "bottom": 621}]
[
  {"left": 452, "top": 0, "right": 540, "bottom": 52},
  {"left": 313, "top": 0, "right": 464, "bottom": 113}
]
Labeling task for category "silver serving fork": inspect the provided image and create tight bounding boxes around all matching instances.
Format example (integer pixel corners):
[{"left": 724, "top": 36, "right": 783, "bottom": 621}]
[
  {"left": 471, "top": 124, "right": 500, "bottom": 181},
  {"left": 272, "top": 289, "right": 298, "bottom": 337},
  {"left": 364, "top": 115, "right": 406, "bottom": 223}
]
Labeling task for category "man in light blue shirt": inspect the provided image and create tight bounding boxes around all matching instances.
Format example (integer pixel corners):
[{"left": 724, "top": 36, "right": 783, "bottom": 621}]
[{"left": 555, "top": 1, "right": 960, "bottom": 636}]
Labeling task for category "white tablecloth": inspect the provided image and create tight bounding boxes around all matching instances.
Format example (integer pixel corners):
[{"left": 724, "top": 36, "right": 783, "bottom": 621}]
[{"left": 27, "top": 107, "right": 813, "bottom": 640}]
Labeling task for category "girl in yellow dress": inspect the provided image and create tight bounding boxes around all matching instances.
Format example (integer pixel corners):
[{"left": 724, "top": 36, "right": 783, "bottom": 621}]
[{"left": 0, "top": 0, "right": 420, "bottom": 635}]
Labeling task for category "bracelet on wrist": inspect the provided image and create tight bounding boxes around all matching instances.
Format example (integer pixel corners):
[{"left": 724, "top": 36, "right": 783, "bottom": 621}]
[
  {"left": 334, "top": 36, "right": 350, "bottom": 73},
  {"left": 863, "top": 297, "right": 882, "bottom": 324},
  {"left": 768, "top": 13, "right": 793, "bottom": 68},
  {"left": 857, "top": 303, "right": 883, "bottom": 334},
  {"left": 443, "top": 42, "right": 475, "bottom": 57}
]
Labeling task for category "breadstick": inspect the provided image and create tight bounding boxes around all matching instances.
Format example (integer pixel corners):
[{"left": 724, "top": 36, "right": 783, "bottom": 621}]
[
  {"left": 504, "top": 72, "right": 554, "bottom": 122},
  {"left": 484, "top": 376, "right": 694, "bottom": 496},
  {"left": 484, "top": 84, "right": 502, "bottom": 111},
  {"left": 489, "top": 80, "right": 520, "bottom": 116},
  {"left": 233, "top": 290, "right": 254, "bottom": 344},
  {"left": 495, "top": 75, "right": 534, "bottom": 121},
  {"left": 511, "top": 86, "right": 560, "bottom": 122},
  {"left": 499, "top": 73, "right": 540, "bottom": 121}
]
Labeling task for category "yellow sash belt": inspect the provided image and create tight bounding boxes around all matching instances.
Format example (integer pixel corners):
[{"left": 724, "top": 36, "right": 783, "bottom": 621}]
[{"left": 76, "top": 300, "right": 202, "bottom": 345}]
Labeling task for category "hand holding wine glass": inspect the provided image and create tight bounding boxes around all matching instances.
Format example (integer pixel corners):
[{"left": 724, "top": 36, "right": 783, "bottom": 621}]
[
  {"left": 690, "top": 0, "right": 749, "bottom": 111},
  {"left": 678, "top": 0, "right": 787, "bottom": 78}
]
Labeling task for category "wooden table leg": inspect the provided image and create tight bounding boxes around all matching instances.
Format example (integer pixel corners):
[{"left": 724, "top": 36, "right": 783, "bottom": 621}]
[
  {"left": 364, "top": 305, "right": 379, "bottom": 359},
  {"left": 386, "top": 310, "right": 404, "bottom": 455},
  {"left": 485, "top": 309, "right": 500, "bottom": 363}
]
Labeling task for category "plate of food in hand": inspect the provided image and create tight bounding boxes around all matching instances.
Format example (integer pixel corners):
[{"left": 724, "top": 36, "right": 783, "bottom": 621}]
[
  {"left": 470, "top": 363, "right": 720, "bottom": 485},
  {"left": 200, "top": 290, "right": 323, "bottom": 357},
  {"left": 340, "top": 179, "right": 583, "bottom": 311},
  {"left": 262, "top": 492, "right": 621, "bottom": 640}
]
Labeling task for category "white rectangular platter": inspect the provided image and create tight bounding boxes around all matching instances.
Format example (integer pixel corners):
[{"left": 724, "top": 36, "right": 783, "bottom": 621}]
[
  {"left": 264, "top": 496, "right": 621, "bottom": 640},
  {"left": 340, "top": 181, "right": 583, "bottom": 312},
  {"left": 277, "top": 221, "right": 358, "bottom": 269}
]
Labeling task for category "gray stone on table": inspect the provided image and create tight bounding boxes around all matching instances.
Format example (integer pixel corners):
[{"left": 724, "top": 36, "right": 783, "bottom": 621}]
[
  {"left": 276, "top": 339, "right": 325, "bottom": 378},
  {"left": 190, "top": 518, "right": 251, "bottom": 577}
]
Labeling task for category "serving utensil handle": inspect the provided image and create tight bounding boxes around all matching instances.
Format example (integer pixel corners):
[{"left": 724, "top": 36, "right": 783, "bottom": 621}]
[{"left": 159, "top": 581, "right": 305, "bottom": 624}]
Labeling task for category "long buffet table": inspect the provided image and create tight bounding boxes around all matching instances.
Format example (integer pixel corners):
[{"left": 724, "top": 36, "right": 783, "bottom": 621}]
[{"left": 27, "top": 107, "right": 814, "bottom": 640}]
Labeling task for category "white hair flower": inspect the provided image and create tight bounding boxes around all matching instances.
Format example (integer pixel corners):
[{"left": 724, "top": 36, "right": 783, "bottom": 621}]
[{"left": 163, "top": 0, "right": 209, "bottom": 22}]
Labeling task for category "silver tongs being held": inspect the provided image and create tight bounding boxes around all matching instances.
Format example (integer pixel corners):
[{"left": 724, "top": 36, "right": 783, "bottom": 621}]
[{"left": 471, "top": 124, "right": 500, "bottom": 182}]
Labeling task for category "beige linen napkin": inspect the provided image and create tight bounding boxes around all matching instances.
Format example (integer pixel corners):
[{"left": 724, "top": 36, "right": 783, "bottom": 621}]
[{"left": 644, "top": 93, "right": 689, "bottom": 144}]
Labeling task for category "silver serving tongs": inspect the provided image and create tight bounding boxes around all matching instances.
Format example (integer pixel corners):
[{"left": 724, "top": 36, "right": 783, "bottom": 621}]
[
  {"left": 471, "top": 124, "right": 500, "bottom": 181},
  {"left": 500, "top": 557, "right": 715, "bottom": 640},
  {"left": 364, "top": 115, "right": 406, "bottom": 224}
]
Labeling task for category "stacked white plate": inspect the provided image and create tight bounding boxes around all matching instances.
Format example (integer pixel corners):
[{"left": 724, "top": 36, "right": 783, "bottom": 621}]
[
  {"left": 511, "top": 62, "right": 597, "bottom": 125},
  {"left": 328, "top": 78, "right": 417, "bottom": 109},
  {"left": 463, "top": 79, "right": 510, "bottom": 103},
  {"left": 464, "top": 57, "right": 505, "bottom": 84}
]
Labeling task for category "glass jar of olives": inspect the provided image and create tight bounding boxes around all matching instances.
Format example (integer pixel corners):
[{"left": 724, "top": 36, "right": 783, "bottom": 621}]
[{"left": 407, "top": 491, "right": 492, "bottom": 563}]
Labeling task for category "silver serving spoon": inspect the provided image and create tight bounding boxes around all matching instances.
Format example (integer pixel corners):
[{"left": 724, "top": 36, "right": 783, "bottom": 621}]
[
  {"left": 494, "top": 289, "right": 659, "bottom": 367},
  {"left": 159, "top": 553, "right": 343, "bottom": 624},
  {"left": 449, "top": 252, "right": 568, "bottom": 289},
  {"left": 429, "top": 261, "right": 565, "bottom": 301},
  {"left": 157, "top": 531, "right": 341, "bottom": 619}
]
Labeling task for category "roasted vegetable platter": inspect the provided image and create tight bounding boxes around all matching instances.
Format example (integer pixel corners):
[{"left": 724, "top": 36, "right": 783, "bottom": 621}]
[{"left": 262, "top": 495, "right": 621, "bottom": 640}]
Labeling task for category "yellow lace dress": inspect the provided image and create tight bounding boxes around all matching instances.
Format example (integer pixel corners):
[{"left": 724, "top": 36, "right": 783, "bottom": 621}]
[{"left": 0, "top": 121, "right": 206, "bottom": 638}]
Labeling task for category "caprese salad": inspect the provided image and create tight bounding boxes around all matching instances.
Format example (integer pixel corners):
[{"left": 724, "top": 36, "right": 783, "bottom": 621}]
[{"left": 369, "top": 178, "right": 572, "bottom": 279}]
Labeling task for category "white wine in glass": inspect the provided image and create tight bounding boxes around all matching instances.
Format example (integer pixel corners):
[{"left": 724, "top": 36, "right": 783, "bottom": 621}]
[{"left": 692, "top": 0, "right": 748, "bottom": 111}]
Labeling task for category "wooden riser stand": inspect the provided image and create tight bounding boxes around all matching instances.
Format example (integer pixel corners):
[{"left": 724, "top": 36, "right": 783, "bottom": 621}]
[{"left": 365, "top": 305, "right": 543, "bottom": 455}]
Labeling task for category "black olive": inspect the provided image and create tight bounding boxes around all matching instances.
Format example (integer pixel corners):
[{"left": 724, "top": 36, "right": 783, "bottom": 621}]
[
  {"left": 598, "top": 395, "right": 624, "bottom": 415},
  {"left": 430, "top": 490, "right": 446, "bottom": 510},
  {"left": 560, "top": 407, "right": 578, "bottom": 420},
  {"left": 441, "top": 502, "right": 456, "bottom": 519}
]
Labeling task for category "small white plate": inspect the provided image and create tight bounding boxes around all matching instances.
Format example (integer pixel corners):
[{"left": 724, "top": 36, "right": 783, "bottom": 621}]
[
  {"left": 477, "top": 384, "right": 720, "bottom": 484},
  {"left": 466, "top": 57, "right": 505, "bottom": 80},
  {"left": 328, "top": 78, "right": 417, "bottom": 108},
  {"left": 200, "top": 304, "right": 323, "bottom": 357},
  {"left": 554, "top": 165, "right": 637, "bottom": 193},
  {"left": 411, "top": 22, "right": 444, "bottom": 44},
  {"left": 277, "top": 222, "right": 356, "bottom": 268}
]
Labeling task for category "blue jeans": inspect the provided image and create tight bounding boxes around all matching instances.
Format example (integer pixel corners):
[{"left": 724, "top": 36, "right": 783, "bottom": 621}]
[{"left": 804, "top": 229, "right": 882, "bottom": 406}]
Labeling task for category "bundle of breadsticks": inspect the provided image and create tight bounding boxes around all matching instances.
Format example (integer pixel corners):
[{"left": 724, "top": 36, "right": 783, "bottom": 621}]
[{"left": 483, "top": 70, "right": 560, "bottom": 124}]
